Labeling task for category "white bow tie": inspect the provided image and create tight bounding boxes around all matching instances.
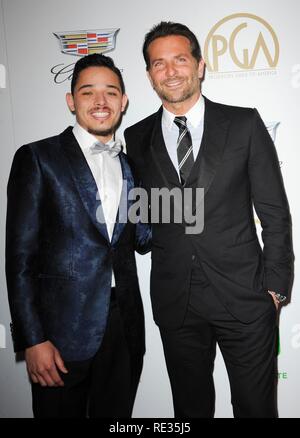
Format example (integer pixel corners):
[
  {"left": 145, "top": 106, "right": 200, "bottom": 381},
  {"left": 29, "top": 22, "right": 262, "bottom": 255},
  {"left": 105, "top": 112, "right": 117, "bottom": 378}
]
[{"left": 90, "top": 139, "right": 122, "bottom": 157}]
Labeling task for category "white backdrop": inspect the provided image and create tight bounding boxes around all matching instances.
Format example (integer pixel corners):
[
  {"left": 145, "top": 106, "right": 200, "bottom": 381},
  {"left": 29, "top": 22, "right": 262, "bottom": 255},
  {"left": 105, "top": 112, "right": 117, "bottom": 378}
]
[{"left": 0, "top": 0, "right": 299, "bottom": 418}]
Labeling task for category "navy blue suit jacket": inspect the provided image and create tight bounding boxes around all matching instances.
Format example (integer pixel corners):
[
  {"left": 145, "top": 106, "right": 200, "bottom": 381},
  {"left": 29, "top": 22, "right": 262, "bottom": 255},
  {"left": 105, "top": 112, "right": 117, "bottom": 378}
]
[{"left": 6, "top": 126, "right": 151, "bottom": 362}]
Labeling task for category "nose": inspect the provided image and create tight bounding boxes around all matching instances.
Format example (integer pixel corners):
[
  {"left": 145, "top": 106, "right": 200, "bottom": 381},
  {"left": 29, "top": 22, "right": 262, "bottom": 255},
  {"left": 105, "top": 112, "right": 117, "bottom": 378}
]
[
  {"left": 165, "top": 62, "right": 177, "bottom": 77},
  {"left": 94, "top": 91, "right": 107, "bottom": 107}
]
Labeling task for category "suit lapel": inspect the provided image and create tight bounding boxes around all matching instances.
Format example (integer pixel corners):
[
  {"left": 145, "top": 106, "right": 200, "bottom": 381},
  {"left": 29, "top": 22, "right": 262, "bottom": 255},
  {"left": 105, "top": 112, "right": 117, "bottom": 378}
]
[
  {"left": 188, "top": 97, "right": 230, "bottom": 208},
  {"left": 148, "top": 98, "right": 230, "bottom": 222},
  {"left": 59, "top": 127, "right": 110, "bottom": 242},
  {"left": 149, "top": 107, "right": 181, "bottom": 189},
  {"left": 149, "top": 100, "right": 230, "bottom": 195}
]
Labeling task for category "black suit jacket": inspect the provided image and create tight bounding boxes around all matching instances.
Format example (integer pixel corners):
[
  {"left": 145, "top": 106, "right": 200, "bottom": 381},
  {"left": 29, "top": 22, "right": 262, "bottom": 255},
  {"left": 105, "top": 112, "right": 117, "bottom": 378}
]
[
  {"left": 6, "top": 127, "right": 151, "bottom": 366},
  {"left": 124, "top": 97, "right": 293, "bottom": 327}
]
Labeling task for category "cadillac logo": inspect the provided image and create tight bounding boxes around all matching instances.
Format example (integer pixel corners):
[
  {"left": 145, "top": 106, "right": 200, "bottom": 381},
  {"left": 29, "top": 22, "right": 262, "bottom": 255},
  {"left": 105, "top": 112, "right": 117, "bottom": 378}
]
[
  {"left": 51, "top": 28, "right": 119, "bottom": 84},
  {"left": 54, "top": 28, "right": 119, "bottom": 56}
]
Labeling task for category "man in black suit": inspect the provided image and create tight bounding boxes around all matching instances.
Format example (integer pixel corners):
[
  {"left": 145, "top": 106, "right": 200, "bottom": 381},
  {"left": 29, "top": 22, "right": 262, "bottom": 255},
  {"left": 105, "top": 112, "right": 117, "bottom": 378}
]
[
  {"left": 6, "top": 54, "right": 151, "bottom": 418},
  {"left": 124, "top": 22, "right": 293, "bottom": 418}
]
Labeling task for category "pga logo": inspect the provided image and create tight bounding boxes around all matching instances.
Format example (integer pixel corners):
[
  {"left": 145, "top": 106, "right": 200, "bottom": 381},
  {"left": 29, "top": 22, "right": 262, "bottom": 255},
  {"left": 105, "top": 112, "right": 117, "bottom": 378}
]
[{"left": 204, "top": 13, "right": 279, "bottom": 73}]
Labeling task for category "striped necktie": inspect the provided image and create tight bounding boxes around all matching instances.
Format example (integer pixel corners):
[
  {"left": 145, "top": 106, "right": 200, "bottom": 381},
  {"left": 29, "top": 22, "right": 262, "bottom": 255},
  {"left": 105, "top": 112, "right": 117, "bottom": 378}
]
[{"left": 174, "top": 116, "right": 194, "bottom": 185}]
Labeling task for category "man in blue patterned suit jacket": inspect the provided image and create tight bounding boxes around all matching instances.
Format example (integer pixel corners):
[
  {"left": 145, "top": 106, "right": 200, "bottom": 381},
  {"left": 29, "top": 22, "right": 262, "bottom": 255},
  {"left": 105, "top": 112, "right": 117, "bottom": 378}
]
[{"left": 6, "top": 54, "right": 151, "bottom": 418}]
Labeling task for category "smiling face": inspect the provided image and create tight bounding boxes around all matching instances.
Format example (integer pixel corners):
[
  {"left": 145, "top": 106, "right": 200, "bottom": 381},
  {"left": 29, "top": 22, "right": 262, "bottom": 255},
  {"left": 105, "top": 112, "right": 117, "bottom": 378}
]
[
  {"left": 66, "top": 66, "right": 128, "bottom": 143},
  {"left": 147, "top": 35, "right": 205, "bottom": 114}
]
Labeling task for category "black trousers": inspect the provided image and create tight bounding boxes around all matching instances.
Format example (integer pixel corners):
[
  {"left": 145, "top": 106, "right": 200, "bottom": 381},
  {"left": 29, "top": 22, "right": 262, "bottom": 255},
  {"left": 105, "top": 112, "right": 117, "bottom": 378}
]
[
  {"left": 159, "top": 264, "right": 278, "bottom": 418},
  {"left": 32, "top": 290, "right": 138, "bottom": 418}
]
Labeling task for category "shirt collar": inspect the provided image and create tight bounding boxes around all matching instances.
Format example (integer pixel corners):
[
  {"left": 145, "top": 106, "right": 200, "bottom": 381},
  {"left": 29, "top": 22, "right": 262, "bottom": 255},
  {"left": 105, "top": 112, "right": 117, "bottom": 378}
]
[
  {"left": 72, "top": 122, "right": 114, "bottom": 151},
  {"left": 162, "top": 94, "right": 205, "bottom": 131}
]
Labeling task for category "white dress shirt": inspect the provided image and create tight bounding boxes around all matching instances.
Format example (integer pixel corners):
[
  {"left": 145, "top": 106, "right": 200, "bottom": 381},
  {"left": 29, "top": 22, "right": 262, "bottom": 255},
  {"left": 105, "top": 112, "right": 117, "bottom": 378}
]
[
  {"left": 162, "top": 95, "right": 205, "bottom": 180},
  {"left": 73, "top": 122, "right": 122, "bottom": 286}
]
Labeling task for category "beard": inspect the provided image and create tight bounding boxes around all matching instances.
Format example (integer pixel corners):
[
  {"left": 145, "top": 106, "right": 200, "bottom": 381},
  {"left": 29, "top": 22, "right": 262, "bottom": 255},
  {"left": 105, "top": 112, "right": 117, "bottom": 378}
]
[
  {"left": 156, "top": 87, "right": 195, "bottom": 104},
  {"left": 88, "top": 126, "right": 115, "bottom": 137},
  {"left": 87, "top": 115, "right": 122, "bottom": 138},
  {"left": 153, "top": 76, "right": 200, "bottom": 104}
]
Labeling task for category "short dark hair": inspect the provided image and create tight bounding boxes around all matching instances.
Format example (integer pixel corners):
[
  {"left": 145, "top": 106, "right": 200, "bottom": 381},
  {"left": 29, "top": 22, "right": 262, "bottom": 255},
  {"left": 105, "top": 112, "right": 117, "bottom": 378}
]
[
  {"left": 143, "top": 21, "right": 202, "bottom": 70},
  {"left": 71, "top": 53, "right": 125, "bottom": 95}
]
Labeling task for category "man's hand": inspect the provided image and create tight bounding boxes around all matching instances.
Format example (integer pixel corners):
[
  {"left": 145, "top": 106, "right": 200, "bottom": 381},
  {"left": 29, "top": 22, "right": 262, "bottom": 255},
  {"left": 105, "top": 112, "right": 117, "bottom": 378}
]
[
  {"left": 268, "top": 291, "right": 280, "bottom": 311},
  {"left": 25, "top": 340, "right": 68, "bottom": 387}
]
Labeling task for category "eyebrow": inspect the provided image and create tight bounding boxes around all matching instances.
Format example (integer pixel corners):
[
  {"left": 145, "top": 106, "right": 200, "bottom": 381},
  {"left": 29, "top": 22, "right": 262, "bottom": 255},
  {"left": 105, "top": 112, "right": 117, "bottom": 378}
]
[
  {"left": 151, "top": 58, "right": 163, "bottom": 65},
  {"left": 151, "top": 54, "right": 188, "bottom": 65},
  {"left": 77, "top": 84, "right": 121, "bottom": 92}
]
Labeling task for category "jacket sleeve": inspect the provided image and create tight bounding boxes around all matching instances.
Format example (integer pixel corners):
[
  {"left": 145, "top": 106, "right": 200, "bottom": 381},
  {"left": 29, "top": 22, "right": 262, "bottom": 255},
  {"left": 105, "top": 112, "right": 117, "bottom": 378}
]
[
  {"left": 248, "top": 109, "right": 293, "bottom": 297},
  {"left": 6, "top": 145, "right": 47, "bottom": 352},
  {"left": 135, "top": 222, "right": 152, "bottom": 255},
  {"left": 124, "top": 131, "right": 152, "bottom": 254}
]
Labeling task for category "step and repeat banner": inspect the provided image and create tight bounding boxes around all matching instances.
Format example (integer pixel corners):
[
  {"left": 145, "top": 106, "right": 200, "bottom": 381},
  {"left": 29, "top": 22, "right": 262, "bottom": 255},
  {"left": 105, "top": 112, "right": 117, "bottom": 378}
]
[{"left": 0, "top": 0, "right": 299, "bottom": 417}]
